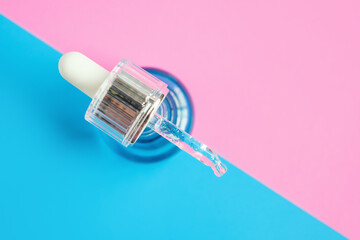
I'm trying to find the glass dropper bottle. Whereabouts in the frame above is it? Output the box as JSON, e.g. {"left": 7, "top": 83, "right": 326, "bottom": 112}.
{"left": 58, "top": 52, "right": 227, "bottom": 177}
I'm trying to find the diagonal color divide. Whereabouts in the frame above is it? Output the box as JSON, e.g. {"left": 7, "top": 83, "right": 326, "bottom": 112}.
{"left": 1, "top": 1, "right": 359, "bottom": 238}
{"left": 0, "top": 15, "right": 345, "bottom": 239}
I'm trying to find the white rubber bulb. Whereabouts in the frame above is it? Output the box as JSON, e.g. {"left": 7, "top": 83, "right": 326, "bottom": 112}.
{"left": 58, "top": 52, "right": 109, "bottom": 98}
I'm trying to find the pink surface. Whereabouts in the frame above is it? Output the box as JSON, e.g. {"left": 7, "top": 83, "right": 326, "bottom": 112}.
{"left": 2, "top": 0, "right": 360, "bottom": 238}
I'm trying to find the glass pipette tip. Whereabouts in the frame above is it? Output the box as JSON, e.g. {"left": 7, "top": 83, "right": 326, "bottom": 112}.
{"left": 148, "top": 113, "right": 227, "bottom": 177}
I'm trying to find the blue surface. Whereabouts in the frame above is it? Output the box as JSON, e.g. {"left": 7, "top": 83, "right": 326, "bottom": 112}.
{"left": 0, "top": 15, "right": 345, "bottom": 240}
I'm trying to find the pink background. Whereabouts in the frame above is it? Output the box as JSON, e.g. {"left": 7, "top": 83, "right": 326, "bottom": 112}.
{"left": 2, "top": 0, "right": 359, "bottom": 238}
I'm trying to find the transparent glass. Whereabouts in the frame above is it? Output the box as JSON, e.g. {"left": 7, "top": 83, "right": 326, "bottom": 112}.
{"left": 148, "top": 113, "right": 227, "bottom": 176}
{"left": 105, "top": 68, "right": 194, "bottom": 161}
{"left": 85, "top": 60, "right": 227, "bottom": 177}
{"left": 85, "top": 60, "right": 168, "bottom": 147}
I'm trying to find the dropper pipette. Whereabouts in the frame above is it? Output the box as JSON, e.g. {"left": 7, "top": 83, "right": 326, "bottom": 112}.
{"left": 59, "top": 52, "right": 227, "bottom": 177}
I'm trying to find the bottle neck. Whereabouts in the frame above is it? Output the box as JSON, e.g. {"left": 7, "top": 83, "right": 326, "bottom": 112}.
{"left": 104, "top": 67, "right": 194, "bottom": 162}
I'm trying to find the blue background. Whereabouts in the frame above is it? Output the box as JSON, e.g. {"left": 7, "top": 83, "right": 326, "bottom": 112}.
{"left": 0, "top": 15, "right": 344, "bottom": 239}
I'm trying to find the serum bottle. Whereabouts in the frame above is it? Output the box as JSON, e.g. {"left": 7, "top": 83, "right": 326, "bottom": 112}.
{"left": 59, "top": 52, "right": 227, "bottom": 176}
